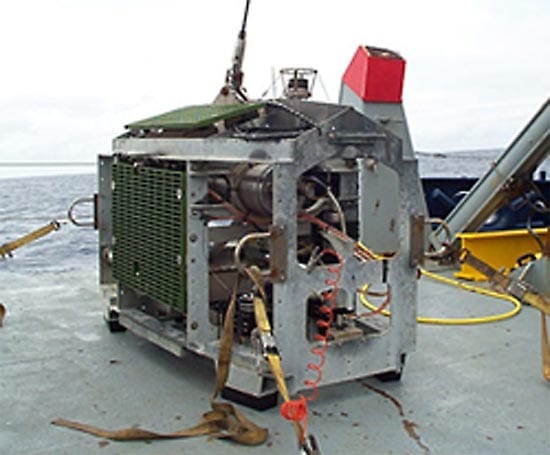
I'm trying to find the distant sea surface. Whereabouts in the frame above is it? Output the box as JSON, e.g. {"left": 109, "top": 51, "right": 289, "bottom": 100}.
{"left": 417, "top": 149, "right": 550, "bottom": 178}
{"left": 1, "top": 150, "right": 550, "bottom": 276}
{"left": 0, "top": 173, "right": 97, "bottom": 276}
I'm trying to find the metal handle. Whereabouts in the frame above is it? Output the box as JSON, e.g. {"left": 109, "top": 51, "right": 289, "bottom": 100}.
{"left": 67, "top": 196, "right": 96, "bottom": 228}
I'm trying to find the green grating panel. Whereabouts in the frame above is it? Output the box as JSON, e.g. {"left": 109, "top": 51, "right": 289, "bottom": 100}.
{"left": 126, "top": 102, "right": 265, "bottom": 130}
{"left": 112, "top": 162, "right": 186, "bottom": 311}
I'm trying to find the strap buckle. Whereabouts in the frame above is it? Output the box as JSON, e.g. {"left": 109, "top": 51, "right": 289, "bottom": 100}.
{"left": 300, "top": 434, "right": 321, "bottom": 455}
{"left": 252, "top": 328, "right": 280, "bottom": 358}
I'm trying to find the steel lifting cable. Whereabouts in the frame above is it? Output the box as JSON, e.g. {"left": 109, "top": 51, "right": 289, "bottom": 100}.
{"left": 358, "top": 268, "right": 522, "bottom": 325}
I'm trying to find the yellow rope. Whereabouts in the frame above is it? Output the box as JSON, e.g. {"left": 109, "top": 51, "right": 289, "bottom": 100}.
{"left": 356, "top": 241, "right": 393, "bottom": 261}
{"left": 359, "top": 267, "right": 522, "bottom": 325}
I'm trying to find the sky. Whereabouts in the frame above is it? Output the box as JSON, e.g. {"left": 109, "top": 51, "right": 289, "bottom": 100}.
{"left": 0, "top": 0, "right": 548, "bottom": 176}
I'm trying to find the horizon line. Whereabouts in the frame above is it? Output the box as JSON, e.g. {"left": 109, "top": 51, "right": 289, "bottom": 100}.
{"left": 0, "top": 162, "right": 95, "bottom": 167}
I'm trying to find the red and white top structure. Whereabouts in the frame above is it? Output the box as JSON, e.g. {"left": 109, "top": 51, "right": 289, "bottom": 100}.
{"left": 342, "top": 46, "right": 406, "bottom": 104}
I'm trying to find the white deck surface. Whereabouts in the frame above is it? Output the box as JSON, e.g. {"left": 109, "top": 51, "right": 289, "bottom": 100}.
{"left": 1, "top": 268, "right": 548, "bottom": 454}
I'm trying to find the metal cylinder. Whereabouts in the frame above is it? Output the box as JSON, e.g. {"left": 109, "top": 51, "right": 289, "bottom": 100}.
{"left": 235, "top": 164, "right": 273, "bottom": 216}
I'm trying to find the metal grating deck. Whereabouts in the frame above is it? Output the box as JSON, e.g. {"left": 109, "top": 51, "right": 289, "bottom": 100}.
{"left": 112, "top": 162, "right": 186, "bottom": 310}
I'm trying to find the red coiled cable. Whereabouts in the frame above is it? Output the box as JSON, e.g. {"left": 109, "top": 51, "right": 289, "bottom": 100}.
{"left": 280, "top": 249, "right": 343, "bottom": 440}
{"left": 304, "top": 249, "right": 343, "bottom": 399}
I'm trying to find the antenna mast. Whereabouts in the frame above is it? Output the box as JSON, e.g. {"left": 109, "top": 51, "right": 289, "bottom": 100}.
{"left": 216, "top": 0, "right": 252, "bottom": 104}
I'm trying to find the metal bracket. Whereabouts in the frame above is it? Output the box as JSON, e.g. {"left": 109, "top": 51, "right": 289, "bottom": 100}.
{"left": 269, "top": 224, "right": 288, "bottom": 282}
{"left": 409, "top": 214, "right": 425, "bottom": 267}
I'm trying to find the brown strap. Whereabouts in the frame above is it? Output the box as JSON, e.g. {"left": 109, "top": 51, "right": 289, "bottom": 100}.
{"left": 52, "top": 417, "right": 219, "bottom": 441}
{"left": 52, "top": 402, "right": 267, "bottom": 444}
{"left": 52, "top": 278, "right": 269, "bottom": 446}
{"left": 52, "top": 403, "right": 267, "bottom": 444}
{"left": 211, "top": 278, "right": 239, "bottom": 400}
{"left": 0, "top": 303, "right": 5, "bottom": 327}
{"left": 458, "top": 248, "right": 510, "bottom": 291}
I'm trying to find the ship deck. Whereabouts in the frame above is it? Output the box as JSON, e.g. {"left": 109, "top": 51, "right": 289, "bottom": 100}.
{"left": 1, "top": 266, "right": 548, "bottom": 454}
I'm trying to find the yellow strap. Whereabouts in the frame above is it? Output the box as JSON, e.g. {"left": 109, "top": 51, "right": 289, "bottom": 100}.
{"left": 241, "top": 266, "right": 307, "bottom": 446}
{"left": 522, "top": 291, "right": 550, "bottom": 315}
{"left": 248, "top": 266, "right": 305, "bottom": 445}
{"left": 1, "top": 221, "right": 60, "bottom": 258}
{"left": 523, "top": 296, "right": 550, "bottom": 379}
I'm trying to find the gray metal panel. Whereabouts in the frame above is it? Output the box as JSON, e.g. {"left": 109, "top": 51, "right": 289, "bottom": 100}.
{"left": 339, "top": 83, "right": 415, "bottom": 158}
{"left": 339, "top": 83, "right": 428, "bottom": 231}
{"left": 113, "top": 137, "right": 296, "bottom": 163}
{"left": 186, "top": 163, "right": 217, "bottom": 352}
{"left": 359, "top": 161, "right": 400, "bottom": 253}
{"left": 98, "top": 155, "right": 113, "bottom": 285}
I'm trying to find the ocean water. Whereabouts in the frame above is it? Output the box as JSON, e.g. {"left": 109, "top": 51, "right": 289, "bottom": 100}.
{"left": 0, "top": 173, "right": 97, "bottom": 276}
{"left": 1, "top": 150, "right": 549, "bottom": 277}
{"left": 417, "top": 149, "right": 550, "bottom": 178}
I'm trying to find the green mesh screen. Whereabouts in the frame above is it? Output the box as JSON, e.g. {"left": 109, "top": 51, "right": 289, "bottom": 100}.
{"left": 126, "top": 102, "right": 265, "bottom": 130}
{"left": 112, "top": 162, "right": 186, "bottom": 311}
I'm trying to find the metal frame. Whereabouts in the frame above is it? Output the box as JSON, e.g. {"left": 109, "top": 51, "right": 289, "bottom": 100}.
{"left": 99, "top": 101, "right": 425, "bottom": 398}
